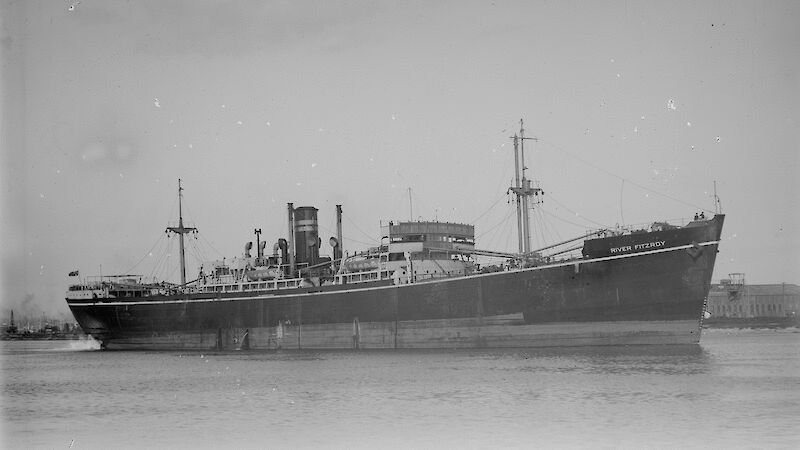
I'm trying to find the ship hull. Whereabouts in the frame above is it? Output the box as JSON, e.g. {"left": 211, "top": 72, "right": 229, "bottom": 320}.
{"left": 76, "top": 317, "right": 703, "bottom": 351}
{"left": 67, "top": 216, "right": 723, "bottom": 350}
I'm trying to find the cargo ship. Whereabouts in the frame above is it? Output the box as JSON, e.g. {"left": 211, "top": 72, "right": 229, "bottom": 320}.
{"left": 66, "top": 122, "right": 725, "bottom": 350}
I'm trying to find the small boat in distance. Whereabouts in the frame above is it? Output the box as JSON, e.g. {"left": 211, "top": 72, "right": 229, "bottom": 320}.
{"left": 66, "top": 121, "right": 724, "bottom": 350}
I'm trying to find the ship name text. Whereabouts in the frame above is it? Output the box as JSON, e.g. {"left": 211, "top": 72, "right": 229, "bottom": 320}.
{"left": 610, "top": 240, "right": 666, "bottom": 254}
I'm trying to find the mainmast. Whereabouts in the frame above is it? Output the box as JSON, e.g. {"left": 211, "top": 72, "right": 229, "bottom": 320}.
{"left": 508, "top": 119, "right": 543, "bottom": 254}
{"left": 165, "top": 179, "right": 197, "bottom": 287}
{"left": 512, "top": 135, "right": 523, "bottom": 253}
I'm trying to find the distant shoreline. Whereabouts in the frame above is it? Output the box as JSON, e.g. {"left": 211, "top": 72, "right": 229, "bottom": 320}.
{"left": 1, "top": 334, "right": 87, "bottom": 341}
{"left": 704, "top": 316, "right": 799, "bottom": 330}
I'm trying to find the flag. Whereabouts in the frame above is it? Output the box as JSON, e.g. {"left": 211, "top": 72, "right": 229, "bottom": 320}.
{"left": 68, "top": 270, "right": 79, "bottom": 277}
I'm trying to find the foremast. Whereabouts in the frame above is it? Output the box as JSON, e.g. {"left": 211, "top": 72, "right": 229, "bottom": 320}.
{"left": 165, "top": 179, "right": 197, "bottom": 287}
{"left": 508, "top": 119, "right": 544, "bottom": 255}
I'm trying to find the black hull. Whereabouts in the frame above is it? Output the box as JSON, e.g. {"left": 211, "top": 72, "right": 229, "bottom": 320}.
{"left": 68, "top": 216, "right": 724, "bottom": 350}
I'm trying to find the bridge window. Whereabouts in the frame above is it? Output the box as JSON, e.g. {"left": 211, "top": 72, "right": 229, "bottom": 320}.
{"left": 451, "top": 235, "right": 473, "bottom": 244}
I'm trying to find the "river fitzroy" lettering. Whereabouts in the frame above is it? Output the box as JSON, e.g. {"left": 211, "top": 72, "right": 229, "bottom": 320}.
{"left": 609, "top": 240, "right": 666, "bottom": 254}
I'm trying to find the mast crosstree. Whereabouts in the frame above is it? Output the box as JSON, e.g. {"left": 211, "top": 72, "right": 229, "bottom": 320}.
{"left": 165, "top": 179, "right": 197, "bottom": 287}
{"left": 508, "top": 119, "right": 544, "bottom": 255}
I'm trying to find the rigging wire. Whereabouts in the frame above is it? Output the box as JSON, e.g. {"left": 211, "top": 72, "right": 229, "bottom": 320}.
{"left": 317, "top": 222, "right": 376, "bottom": 251}
{"left": 197, "top": 233, "right": 225, "bottom": 259}
{"left": 178, "top": 191, "right": 224, "bottom": 259}
{"left": 469, "top": 129, "right": 515, "bottom": 225}
{"left": 158, "top": 237, "right": 174, "bottom": 280}
{"left": 145, "top": 237, "right": 166, "bottom": 281}
{"left": 161, "top": 237, "right": 175, "bottom": 280}
{"left": 164, "top": 259, "right": 179, "bottom": 284}
{"left": 475, "top": 205, "right": 515, "bottom": 240}
{"left": 538, "top": 138, "right": 713, "bottom": 213}
{"left": 315, "top": 223, "right": 337, "bottom": 258}
{"left": 532, "top": 207, "right": 549, "bottom": 250}
{"left": 317, "top": 222, "right": 336, "bottom": 240}
{"left": 470, "top": 191, "right": 508, "bottom": 224}
{"left": 122, "top": 232, "right": 168, "bottom": 276}
{"left": 545, "top": 193, "right": 610, "bottom": 229}
{"left": 483, "top": 201, "right": 516, "bottom": 249}
{"left": 534, "top": 208, "right": 551, "bottom": 245}
{"left": 545, "top": 208, "right": 563, "bottom": 242}
{"left": 502, "top": 214, "right": 513, "bottom": 252}
{"left": 476, "top": 205, "right": 516, "bottom": 253}
{"left": 540, "top": 204, "right": 563, "bottom": 243}
{"left": 342, "top": 212, "right": 380, "bottom": 245}
{"left": 187, "top": 237, "right": 207, "bottom": 271}
{"left": 539, "top": 206, "right": 600, "bottom": 230}
{"left": 345, "top": 236, "right": 381, "bottom": 248}
{"left": 122, "top": 184, "right": 185, "bottom": 282}
{"left": 475, "top": 207, "right": 515, "bottom": 261}
{"left": 149, "top": 236, "right": 174, "bottom": 281}
{"left": 165, "top": 193, "right": 179, "bottom": 227}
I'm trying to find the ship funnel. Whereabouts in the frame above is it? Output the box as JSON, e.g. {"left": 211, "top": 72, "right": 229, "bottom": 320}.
{"left": 293, "top": 206, "right": 319, "bottom": 266}
{"left": 244, "top": 241, "right": 253, "bottom": 257}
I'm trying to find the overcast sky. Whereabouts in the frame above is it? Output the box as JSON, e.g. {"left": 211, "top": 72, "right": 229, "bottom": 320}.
{"left": 2, "top": 0, "right": 798, "bottom": 318}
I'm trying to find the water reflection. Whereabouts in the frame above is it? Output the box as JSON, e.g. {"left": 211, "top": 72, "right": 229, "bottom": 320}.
{"left": 3, "top": 331, "right": 798, "bottom": 449}
{"left": 170, "top": 344, "right": 713, "bottom": 377}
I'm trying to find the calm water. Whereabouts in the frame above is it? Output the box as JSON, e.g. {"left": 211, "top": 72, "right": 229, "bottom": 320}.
{"left": 2, "top": 329, "right": 799, "bottom": 449}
